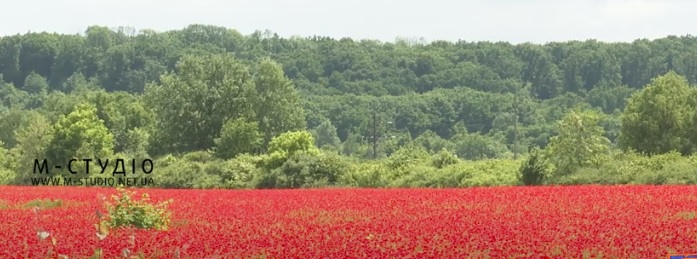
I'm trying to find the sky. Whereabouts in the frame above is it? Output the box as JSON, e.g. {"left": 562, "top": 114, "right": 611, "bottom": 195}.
{"left": 1, "top": 0, "right": 696, "bottom": 44}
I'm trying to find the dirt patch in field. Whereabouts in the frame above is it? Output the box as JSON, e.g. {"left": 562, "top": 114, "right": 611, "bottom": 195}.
{"left": 170, "top": 219, "right": 190, "bottom": 228}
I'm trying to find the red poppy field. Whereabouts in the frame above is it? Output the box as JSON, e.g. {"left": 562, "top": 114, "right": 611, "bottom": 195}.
{"left": 1, "top": 185, "right": 697, "bottom": 258}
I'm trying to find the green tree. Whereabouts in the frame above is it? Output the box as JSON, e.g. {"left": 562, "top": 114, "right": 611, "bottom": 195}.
{"left": 452, "top": 132, "right": 511, "bottom": 160}
{"left": 214, "top": 117, "right": 263, "bottom": 159}
{"left": 120, "top": 127, "right": 150, "bottom": 158}
{"left": 0, "top": 109, "right": 41, "bottom": 149}
{"left": 10, "top": 114, "right": 53, "bottom": 184}
{"left": 0, "top": 142, "right": 15, "bottom": 184}
{"left": 341, "top": 131, "right": 364, "bottom": 156}
{"left": 0, "top": 81, "right": 29, "bottom": 109}
{"left": 22, "top": 72, "right": 48, "bottom": 94}
{"left": 252, "top": 58, "right": 306, "bottom": 150}
{"left": 144, "top": 54, "right": 256, "bottom": 154}
{"left": 312, "top": 119, "right": 341, "bottom": 151}
{"left": 64, "top": 72, "right": 100, "bottom": 93}
{"left": 545, "top": 110, "right": 610, "bottom": 175}
{"left": 413, "top": 130, "right": 454, "bottom": 154}
{"left": 619, "top": 71, "right": 696, "bottom": 155}
{"left": 266, "top": 131, "right": 319, "bottom": 169}
{"left": 46, "top": 103, "right": 114, "bottom": 168}
{"left": 518, "top": 147, "right": 551, "bottom": 186}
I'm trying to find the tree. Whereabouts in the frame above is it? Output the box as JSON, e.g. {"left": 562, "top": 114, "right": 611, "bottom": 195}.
{"left": 0, "top": 82, "right": 29, "bottom": 109}
{"left": 63, "top": 72, "right": 100, "bottom": 93}
{"left": 413, "top": 130, "right": 454, "bottom": 154}
{"left": 11, "top": 114, "right": 53, "bottom": 184}
{"left": 252, "top": 58, "right": 306, "bottom": 150}
{"left": 0, "top": 142, "right": 15, "bottom": 184}
{"left": 545, "top": 110, "right": 610, "bottom": 175}
{"left": 144, "top": 54, "right": 256, "bottom": 154}
{"left": 519, "top": 147, "right": 550, "bottom": 186}
{"left": 311, "top": 119, "right": 341, "bottom": 151}
{"left": 619, "top": 71, "right": 696, "bottom": 155}
{"left": 341, "top": 131, "right": 364, "bottom": 156}
{"left": 78, "top": 91, "right": 154, "bottom": 154}
{"left": 0, "top": 109, "right": 40, "bottom": 149}
{"left": 452, "top": 132, "right": 511, "bottom": 160}
{"left": 214, "top": 118, "right": 263, "bottom": 159}
{"left": 22, "top": 72, "right": 48, "bottom": 94}
{"left": 46, "top": 103, "right": 114, "bottom": 168}
{"left": 266, "top": 131, "right": 320, "bottom": 169}
{"left": 120, "top": 127, "right": 150, "bottom": 158}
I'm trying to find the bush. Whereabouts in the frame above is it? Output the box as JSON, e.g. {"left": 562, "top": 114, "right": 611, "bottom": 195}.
{"left": 154, "top": 159, "right": 205, "bottom": 188}
{"left": 459, "top": 159, "right": 521, "bottom": 187}
{"left": 265, "top": 131, "right": 320, "bottom": 169}
{"left": 103, "top": 187, "right": 173, "bottom": 230}
{"left": 213, "top": 154, "right": 263, "bottom": 189}
{"left": 391, "top": 164, "right": 439, "bottom": 187}
{"left": 383, "top": 144, "right": 430, "bottom": 181}
{"left": 256, "top": 151, "right": 350, "bottom": 188}
{"left": 431, "top": 148, "right": 460, "bottom": 169}
{"left": 338, "top": 162, "right": 388, "bottom": 188}
{"left": 519, "top": 148, "right": 550, "bottom": 186}
{"left": 0, "top": 168, "right": 13, "bottom": 185}
{"left": 422, "top": 164, "right": 470, "bottom": 188}
{"left": 553, "top": 151, "right": 697, "bottom": 185}
{"left": 192, "top": 173, "right": 223, "bottom": 189}
{"left": 182, "top": 151, "right": 216, "bottom": 163}
{"left": 0, "top": 146, "right": 15, "bottom": 184}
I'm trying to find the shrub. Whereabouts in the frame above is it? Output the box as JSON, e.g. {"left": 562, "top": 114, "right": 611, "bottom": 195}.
{"left": 459, "top": 159, "right": 521, "bottom": 187}
{"left": 519, "top": 148, "right": 550, "bottom": 186}
{"left": 154, "top": 160, "right": 204, "bottom": 188}
{"left": 182, "top": 151, "right": 216, "bottom": 163}
{"left": 0, "top": 168, "right": 13, "bottom": 185}
{"left": 422, "top": 164, "right": 470, "bottom": 188}
{"left": 430, "top": 148, "right": 460, "bottom": 169}
{"left": 199, "top": 154, "right": 262, "bottom": 189}
{"left": 552, "top": 151, "right": 697, "bottom": 185}
{"left": 214, "top": 118, "right": 263, "bottom": 159}
{"left": 192, "top": 173, "right": 222, "bottom": 189}
{"left": 224, "top": 154, "right": 264, "bottom": 188}
{"left": 339, "top": 162, "right": 388, "bottom": 188}
{"left": 391, "top": 164, "right": 439, "bottom": 187}
{"left": 103, "top": 187, "right": 173, "bottom": 231}
{"left": 0, "top": 145, "right": 15, "bottom": 184}
{"left": 265, "top": 131, "right": 320, "bottom": 169}
{"left": 383, "top": 144, "right": 430, "bottom": 181}
{"left": 256, "top": 151, "right": 350, "bottom": 188}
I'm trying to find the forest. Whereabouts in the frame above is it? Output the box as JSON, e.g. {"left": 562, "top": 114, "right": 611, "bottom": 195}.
{"left": 1, "top": 24, "right": 697, "bottom": 188}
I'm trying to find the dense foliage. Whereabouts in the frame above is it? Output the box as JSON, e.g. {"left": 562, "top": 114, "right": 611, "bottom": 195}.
{"left": 1, "top": 25, "right": 697, "bottom": 188}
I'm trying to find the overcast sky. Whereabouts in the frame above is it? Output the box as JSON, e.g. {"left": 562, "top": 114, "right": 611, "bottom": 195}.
{"left": 1, "top": 0, "right": 695, "bottom": 44}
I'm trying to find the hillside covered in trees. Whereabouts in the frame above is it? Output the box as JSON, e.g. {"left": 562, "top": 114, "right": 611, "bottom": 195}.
{"left": 1, "top": 24, "right": 697, "bottom": 188}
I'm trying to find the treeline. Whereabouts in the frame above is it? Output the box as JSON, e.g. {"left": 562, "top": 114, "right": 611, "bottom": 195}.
{"left": 1, "top": 25, "right": 697, "bottom": 188}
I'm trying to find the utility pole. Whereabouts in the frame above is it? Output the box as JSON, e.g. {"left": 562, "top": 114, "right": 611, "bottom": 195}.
{"left": 513, "top": 90, "right": 519, "bottom": 160}
{"left": 372, "top": 109, "right": 377, "bottom": 159}
{"left": 371, "top": 101, "right": 379, "bottom": 159}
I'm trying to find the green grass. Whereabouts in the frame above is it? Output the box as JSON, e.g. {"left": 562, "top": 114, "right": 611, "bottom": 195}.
{"left": 23, "top": 199, "right": 64, "bottom": 209}
{"left": 675, "top": 211, "right": 697, "bottom": 220}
